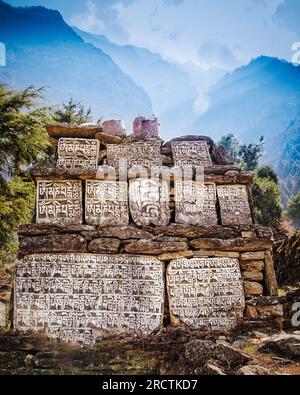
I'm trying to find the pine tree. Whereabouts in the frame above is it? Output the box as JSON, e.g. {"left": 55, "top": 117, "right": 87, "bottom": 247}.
{"left": 53, "top": 98, "right": 92, "bottom": 124}
{"left": 0, "top": 85, "right": 50, "bottom": 262}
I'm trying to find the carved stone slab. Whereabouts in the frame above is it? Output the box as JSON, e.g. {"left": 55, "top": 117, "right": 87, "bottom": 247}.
{"left": 167, "top": 258, "right": 245, "bottom": 330}
{"left": 175, "top": 181, "right": 218, "bottom": 226}
{"left": 56, "top": 138, "right": 99, "bottom": 175}
{"left": 171, "top": 141, "right": 212, "bottom": 167}
{"left": 36, "top": 180, "right": 83, "bottom": 225}
{"left": 129, "top": 179, "right": 170, "bottom": 226}
{"left": 107, "top": 141, "right": 162, "bottom": 170}
{"left": 85, "top": 181, "right": 129, "bottom": 226}
{"left": 14, "top": 254, "right": 165, "bottom": 346}
{"left": 217, "top": 185, "right": 252, "bottom": 225}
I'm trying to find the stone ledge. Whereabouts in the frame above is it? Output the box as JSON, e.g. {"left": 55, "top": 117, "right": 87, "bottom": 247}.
{"left": 190, "top": 238, "right": 272, "bottom": 252}
{"left": 47, "top": 124, "right": 103, "bottom": 139}
{"left": 18, "top": 224, "right": 96, "bottom": 236}
{"left": 18, "top": 234, "right": 87, "bottom": 257}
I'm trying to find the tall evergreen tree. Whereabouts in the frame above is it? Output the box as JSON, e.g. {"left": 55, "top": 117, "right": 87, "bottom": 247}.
{"left": 0, "top": 85, "right": 50, "bottom": 261}
{"left": 53, "top": 98, "right": 92, "bottom": 124}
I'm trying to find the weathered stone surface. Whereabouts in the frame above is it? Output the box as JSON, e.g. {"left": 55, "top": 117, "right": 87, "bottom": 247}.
{"left": 204, "top": 172, "right": 255, "bottom": 185}
{"left": 242, "top": 271, "right": 264, "bottom": 281}
{"left": 217, "top": 185, "right": 252, "bottom": 226}
{"left": 56, "top": 138, "right": 99, "bottom": 176}
{"left": 243, "top": 282, "right": 264, "bottom": 297}
{"left": 167, "top": 258, "right": 245, "bottom": 330}
{"left": 107, "top": 141, "right": 162, "bottom": 170}
{"left": 124, "top": 240, "right": 188, "bottom": 255}
{"left": 244, "top": 305, "right": 258, "bottom": 318}
{"left": 48, "top": 137, "right": 58, "bottom": 151}
{"left": 224, "top": 170, "right": 240, "bottom": 178}
{"left": 88, "top": 238, "right": 121, "bottom": 254}
{"left": 257, "top": 305, "right": 283, "bottom": 317}
{"left": 129, "top": 179, "right": 170, "bottom": 226}
{"left": 98, "top": 149, "right": 107, "bottom": 162}
{"left": 171, "top": 140, "right": 213, "bottom": 167}
{"left": 18, "top": 224, "right": 96, "bottom": 236}
{"left": 19, "top": 234, "right": 87, "bottom": 256}
{"left": 264, "top": 251, "right": 278, "bottom": 297}
{"left": 36, "top": 180, "right": 83, "bottom": 225}
{"left": 158, "top": 251, "right": 193, "bottom": 261}
{"left": 237, "top": 365, "right": 271, "bottom": 375}
{"left": 14, "top": 254, "right": 165, "bottom": 345}
{"left": 95, "top": 165, "right": 118, "bottom": 180}
{"left": 133, "top": 116, "right": 159, "bottom": 137}
{"left": 85, "top": 181, "right": 129, "bottom": 226}
{"left": 0, "top": 302, "right": 6, "bottom": 327}
{"left": 190, "top": 238, "right": 272, "bottom": 251}
{"left": 214, "top": 343, "right": 252, "bottom": 368}
{"left": 185, "top": 339, "right": 215, "bottom": 363}
{"left": 175, "top": 181, "right": 218, "bottom": 226}
{"left": 47, "top": 124, "right": 103, "bottom": 139}
{"left": 203, "top": 364, "right": 227, "bottom": 375}
{"left": 241, "top": 231, "right": 256, "bottom": 238}
{"left": 240, "top": 260, "right": 265, "bottom": 272}
{"left": 240, "top": 251, "right": 267, "bottom": 260}
{"left": 98, "top": 226, "right": 153, "bottom": 240}
{"left": 192, "top": 251, "right": 240, "bottom": 258}
{"left": 102, "top": 120, "right": 126, "bottom": 136}
{"left": 214, "top": 251, "right": 240, "bottom": 258}
{"left": 258, "top": 334, "right": 300, "bottom": 360}
{"left": 95, "top": 132, "right": 122, "bottom": 145}
{"left": 204, "top": 165, "right": 241, "bottom": 175}
{"left": 153, "top": 224, "right": 241, "bottom": 239}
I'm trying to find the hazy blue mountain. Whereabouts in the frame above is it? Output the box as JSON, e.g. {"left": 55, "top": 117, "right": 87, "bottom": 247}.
{"left": 0, "top": 0, "right": 152, "bottom": 127}
{"left": 277, "top": 120, "right": 300, "bottom": 203}
{"left": 74, "top": 28, "right": 197, "bottom": 120}
{"left": 195, "top": 56, "right": 300, "bottom": 198}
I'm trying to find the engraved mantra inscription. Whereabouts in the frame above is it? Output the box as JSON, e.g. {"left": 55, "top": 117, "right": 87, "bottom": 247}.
{"left": 217, "top": 185, "right": 252, "bottom": 225}
{"left": 107, "top": 141, "right": 162, "bottom": 170}
{"left": 85, "top": 181, "right": 129, "bottom": 226}
{"left": 14, "top": 254, "right": 165, "bottom": 345}
{"left": 36, "top": 180, "right": 83, "bottom": 225}
{"left": 171, "top": 141, "right": 212, "bottom": 167}
{"left": 57, "top": 138, "right": 99, "bottom": 174}
{"left": 167, "top": 258, "right": 245, "bottom": 330}
{"left": 129, "top": 179, "right": 170, "bottom": 226}
{"left": 175, "top": 181, "right": 218, "bottom": 226}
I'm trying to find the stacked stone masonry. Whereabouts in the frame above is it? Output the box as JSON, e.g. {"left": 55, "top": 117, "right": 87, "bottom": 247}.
{"left": 7, "top": 121, "right": 282, "bottom": 346}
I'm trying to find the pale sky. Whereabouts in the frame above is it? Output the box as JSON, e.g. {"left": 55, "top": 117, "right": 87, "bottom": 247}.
{"left": 5, "top": 0, "right": 300, "bottom": 70}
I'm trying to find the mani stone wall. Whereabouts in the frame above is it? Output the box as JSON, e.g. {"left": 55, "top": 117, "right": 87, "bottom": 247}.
{"left": 13, "top": 122, "right": 282, "bottom": 346}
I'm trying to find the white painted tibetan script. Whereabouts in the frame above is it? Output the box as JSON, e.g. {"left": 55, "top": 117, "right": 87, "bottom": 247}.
{"left": 85, "top": 181, "right": 129, "bottom": 226}
{"left": 56, "top": 138, "right": 99, "bottom": 175}
{"left": 36, "top": 180, "right": 83, "bottom": 225}
{"left": 129, "top": 179, "right": 170, "bottom": 226}
{"left": 167, "top": 258, "right": 245, "bottom": 330}
{"left": 171, "top": 141, "right": 212, "bottom": 167}
{"left": 217, "top": 185, "right": 252, "bottom": 225}
{"left": 175, "top": 181, "right": 218, "bottom": 226}
{"left": 14, "top": 254, "right": 165, "bottom": 346}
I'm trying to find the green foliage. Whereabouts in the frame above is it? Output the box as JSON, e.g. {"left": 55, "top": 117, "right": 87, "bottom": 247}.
{"left": 53, "top": 98, "right": 92, "bottom": 124}
{"left": 219, "top": 133, "right": 282, "bottom": 226}
{"left": 218, "top": 134, "right": 240, "bottom": 163}
{"left": 239, "top": 137, "right": 265, "bottom": 171}
{"left": 256, "top": 166, "right": 279, "bottom": 184}
{"left": 252, "top": 175, "right": 282, "bottom": 226}
{"left": 287, "top": 192, "right": 300, "bottom": 227}
{"left": 0, "top": 85, "right": 50, "bottom": 262}
{"left": 218, "top": 134, "right": 265, "bottom": 171}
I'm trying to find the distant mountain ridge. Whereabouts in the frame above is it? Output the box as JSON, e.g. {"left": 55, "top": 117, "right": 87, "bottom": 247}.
{"left": 195, "top": 56, "right": 300, "bottom": 200}
{"left": 0, "top": 0, "right": 152, "bottom": 127}
{"left": 74, "top": 28, "right": 197, "bottom": 122}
